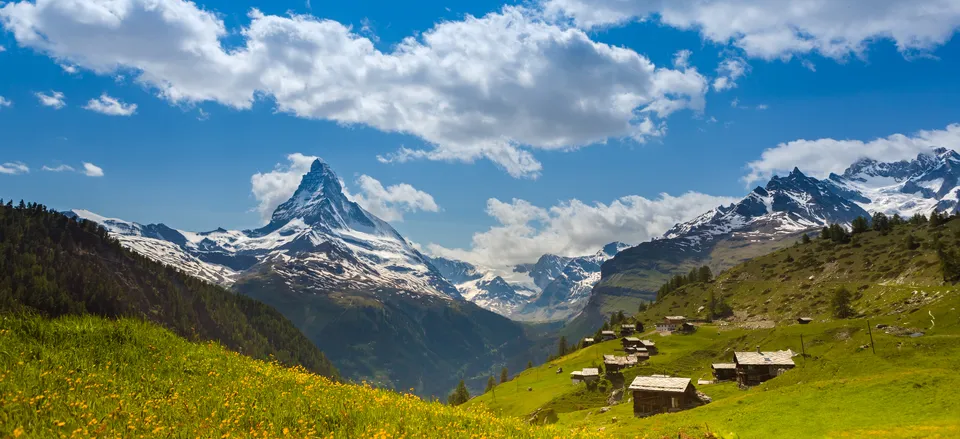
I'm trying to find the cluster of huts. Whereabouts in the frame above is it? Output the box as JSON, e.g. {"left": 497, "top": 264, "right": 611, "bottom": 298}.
{"left": 576, "top": 316, "right": 798, "bottom": 418}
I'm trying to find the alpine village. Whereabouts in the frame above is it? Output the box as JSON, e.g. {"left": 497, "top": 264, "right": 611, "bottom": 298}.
{"left": 3, "top": 1, "right": 960, "bottom": 438}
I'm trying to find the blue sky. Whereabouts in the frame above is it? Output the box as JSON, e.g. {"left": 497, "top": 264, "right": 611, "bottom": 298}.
{"left": 2, "top": 0, "right": 960, "bottom": 267}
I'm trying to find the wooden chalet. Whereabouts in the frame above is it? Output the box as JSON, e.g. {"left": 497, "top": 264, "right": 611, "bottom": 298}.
{"left": 621, "top": 337, "right": 642, "bottom": 350}
{"left": 710, "top": 363, "right": 736, "bottom": 382}
{"left": 600, "top": 330, "right": 617, "bottom": 341}
{"left": 582, "top": 337, "right": 595, "bottom": 346}
{"left": 570, "top": 367, "right": 600, "bottom": 385}
{"left": 639, "top": 339, "right": 658, "bottom": 354}
{"left": 627, "top": 347, "right": 650, "bottom": 361}
{"left": 603, "top": 355, "right": 628, "bottom": 373}
{"left": 629, "top": 376, "right": 703, "bottom": 417}
{"left": 655, "top": 316, "right": 687, "bottom": 333}
{"left": 733, "top": 349, "right": 796, "bottom": 387}
{"left": 620, "top": 324, "right": 637, "bottom": 337}
{"left": 797, "top": 317, "right": 813, "bottom": 324}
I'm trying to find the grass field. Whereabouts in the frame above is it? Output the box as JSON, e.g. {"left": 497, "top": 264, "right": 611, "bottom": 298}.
{"left": 467, "top": 291, "right": 960, "bottom": 438}
{"left": 0, "top": 314, "right": 606, "bottom": 439}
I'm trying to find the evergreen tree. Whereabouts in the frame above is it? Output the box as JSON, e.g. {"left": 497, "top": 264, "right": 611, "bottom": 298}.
{"left": 616, "top": 310, "right": 626, "bottom": 324}
{"left": 904, "top": 234, "right": 921, "bottom": 250}
{"left": 485, "top": 376, "right": 496, "bottom": 393}
{"left": 637, "top": 301, "right": 648, "bottom": 313}
{"left": 831, "top": 287, "right": 854, "bottom": 319}
{"left": 801, "top": 233, "right": 811, "bottom": 244}
{"left": 872, "top": 212, "right": 891, "bottom": 234}
{"left": 500, "top": 367, "right": 509, "bottom": 384}
{"left": 557, "top": 336, "right": 568, "bottom": 357}
{"left": 820, "top": 226, "right": 831, "bottom": 240}
{"left": 851, "top": 216, "right": 869, "bottom": 234}
{"left": 910, "top": 213, "right": 928, "bottom": 226}
{"left": 447, "top": 380, "right": 470, "bottom": 406}
{"left": 527, "top": 360, "right": 533, "bottom": 369}
{"left": 891, "top": 214, "right": 904, "bottom": 226}
{"left": 937, "top": 247, "right": 960, "bottom": 283}
{"left": 698, "top": 265, "right": 713, "bottom": 283}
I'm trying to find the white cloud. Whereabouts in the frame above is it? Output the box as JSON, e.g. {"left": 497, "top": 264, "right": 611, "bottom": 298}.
{"left": 59, "top": 63, "right": 78, "bottom": 74}
{"left": 82, "top": 162, "right": 104, "bottom": 177}
{"left": 0, "top": 162, "right": 30, "bottom": 175}
{"left": 673, "top": 49, "right": 692, "bottom": 69}
{"left": 712, "top": 57, "right": 748, "bottom": 91}
{"left": 730, "top": 98, "right": 739, "bottom": 108}
{"left": 756, "top": 104, "right": 768, "bottom": 110}
{"left": 0, "top": 1, "right": 707, "bottom": 178}
{"left": 83, "top": 93, "right": 137, "bottom": 116}
{"left": 42, "top": 164, "right": 75, "bottom": 172}
{"left": 801, "top": 59, "right": 816, "bottom": 72}
{"left": 0, "top": 96, "right": 11, "bottom": 107}
{"left": 197, "top": 108, "right": 209, "bottom": 121}
{"left": 0, "top": 45, "right": 5, "bottom": 52}
{"left": 427, "top": 192, "right": 738, "bottom": 269}
{"left": 743, "top": 123, "right": 960, "bottom": 184}
{"left": 349, "top": 175, "right": 440, "bottom": 222}
{"left": 542, "top": 0, "right": 960, "bottom": 60}
{"left": 250, "top": 153, "right": 319, "bottom": 222}
{"left": 35, "top": 91, "right": 65, "bottom": 109}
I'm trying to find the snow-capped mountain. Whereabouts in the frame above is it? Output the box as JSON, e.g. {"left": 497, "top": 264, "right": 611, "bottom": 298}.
{"left": 826, "top": 148, "right": 960, "bottom": 217}
{"left": 68, "top": 159, "right": 460, "bottom": 300}
{"left": 662, "top": 167, "right": 869, "bottom": 248}
{"left": 430, "top": 242, "right": 629, "bottom": 321}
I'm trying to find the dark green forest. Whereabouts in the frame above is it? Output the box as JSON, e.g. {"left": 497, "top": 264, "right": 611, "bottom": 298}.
{"left": 0, "top": 200, "right": 338, "bottom": 379}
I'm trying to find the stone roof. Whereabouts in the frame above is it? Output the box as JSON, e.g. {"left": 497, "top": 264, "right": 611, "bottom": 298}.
{"left": 629, "top": 376, "right": 692, "bottom": 393}
{"left": 584, "top": 338, "right": 595, "bottom": 342}
{"left": 623, "top": 337, "right": 641, "bottom": 342}
{"left": 621, "top": 324, "right": 636, "bottom": 329}
{"left": 570, "top": 371, "right": 583, "bottom": 377}
{"left": 581, "top": 368, "right": 599, "bottom": 377}
{"left": 601, "top": 330, "right": 616, "bottom": 335}
{"left": 665, "top": 316, "right": 686, "bottom": 320}
{"left": 640, "top": 340, "right": 656, "bottom": 346}
{"left": 711, "top": 363, "right": 736, "bottom": 370}
{"left": 603, "top": 355, "right": 627, "bottom": 365}
{"left": 734, "top": 350, "right": 795, "bottom": 366}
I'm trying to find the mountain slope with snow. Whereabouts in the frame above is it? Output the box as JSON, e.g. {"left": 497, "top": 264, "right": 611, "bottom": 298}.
{"left": 67, "top": 159, "right": 530, "bottom": 397}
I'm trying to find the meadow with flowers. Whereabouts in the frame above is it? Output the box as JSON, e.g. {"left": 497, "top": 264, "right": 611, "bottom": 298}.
{"left": 0, "top": 314, "right": 614, "bottom": 439}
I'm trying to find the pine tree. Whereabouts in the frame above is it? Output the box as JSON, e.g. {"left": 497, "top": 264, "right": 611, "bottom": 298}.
{"left": 637, "top": 301, "right": 648, "bottom": 313}
{"left": 801, "top": 233, "right": 811, "bottom": 244}
{"left": 527, "top": 360, "right": 533, "bottom": 369}
{"left": 557, "top": 336, "right": 568, "bottom": 357}
{"left": 485, "top": 376, "right": 496, "bottom": 393}
{"left": 851, "top": 216, "right": 869, "bottom": 234}
{"left": 872, "top": 212, "right": 891, "bottom": 234}
{"left": 832, "top": 287, "right": 854, "bottom": 319}
{"left": 891, "top": 214, "right": 904, "bottom": 226}
{"left": 500, "top": 367, "right": 509, "bottom": 384}
{"left": 447, "top": 380, "right": 470, "bottom": 406}
{"left": 698, "top": 266, "right": 713, "bottom": 283}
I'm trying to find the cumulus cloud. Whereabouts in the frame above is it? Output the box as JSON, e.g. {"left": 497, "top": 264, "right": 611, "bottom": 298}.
{"left": 82, "top": 162, "right": 104, "bottom": 177}
{"left": 542, "top": 0, "right": 960, "bottom": 60}
{"left": 0, "top": 45, "right": 5, "bottom": 52}
{"left": 349, "top": 175, "right": 440, "bottom": 222}
{"left": 42, "top": 164, "right": 75, "bottom": 172}
{"left": 427, "top": 192, "right": 738, "bottom": 269}
{"left": 0, "top": 96, "right": 11, "bottom": 107}
{"left": 250, "top": 153, "right": 319, "bottom": 222}
{"left": 83, "top": 93, "right": 137, "bottom": 116}
{"left": 743, "top": 123, "right": 960, "bottom": 184}
{"left": 0, "top": 1, "right": 707, "bottom": 178}
{"left": 35, "top": 91, "right": 65, "bottom": 109}
{"left": 59, "top": 63, "right": 78, "bottom": 74}
{"left": 673, "top": 49, "right": 692, "bottom": 69}
{"left": 712, "top": 57, "right": 748, "bottom": 91}
{"left": 0, "top": 162, "right": 30, "bottom": 175}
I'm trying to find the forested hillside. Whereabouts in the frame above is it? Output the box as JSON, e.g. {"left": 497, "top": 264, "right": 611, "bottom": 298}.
{"left": 0, "top": 200, "right": 338, "bottom": 379}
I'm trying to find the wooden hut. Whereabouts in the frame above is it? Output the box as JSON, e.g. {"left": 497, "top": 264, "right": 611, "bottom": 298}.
{"left": 628, "top": 348, "right": 650, "bottom": 362}
{"left": 797, "top": 317, "right": 813, "bottom": 324}
{"left": 629, "top": 376, "right": 703, "bottom": 417}
{"left": 733, "top": 349, "right": 796, "bottom": 387}
{"left": 600, "top": 330, "right": 617, "bottom": 341}
{"left": 620, "top": 324, "right": 637, "bottom": 337}
{"left": 639, "top": 340, "right": 658, "bottom": 355}
{"left": 621, "top": 337, "right": 642, "bottom": 350}
{"left": 710, "top": 363, "right": 736, "bottom": 382}
{"left": 581, "top": 368, "right": 599, "bottom": 382}
{"left": 603, "top": 355, "right": 628, "bottom": 374}
{"left": 582, "top": 337, "right": 595, "bottom": 346}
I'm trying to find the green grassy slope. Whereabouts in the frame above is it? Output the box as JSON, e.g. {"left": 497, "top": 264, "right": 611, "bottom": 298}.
{"left": 0, "top": 314, "right": 605, "bottom": 439}
{"left": 0, "top": 202, "right": 337, "bottom": 378}
{"left": 639, "top": 220, "right": 958, "bottom": 323}
{"left": 467, "top": 220, "right": 960, "bottom": 438}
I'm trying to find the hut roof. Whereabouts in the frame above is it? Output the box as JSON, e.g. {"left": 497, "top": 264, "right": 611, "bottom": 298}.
{"left": 623, "top": 337, "right": 641, "bottom": 342}
{"left": 581, "top": 368, "right": 599, "bottom": 377}
{"left": 584, "top": 338, "right": 595, "bottom": 342}
{"left": 734, "top": 350, "right": 795, "bottom": 366}
{"left": 570, "top": 371, "right": 584, "bottom": 377}
{"left": 665, "top": 316, "right": 686, "bottom": 320}
{"left": 603, "top": 355, "right": 627, "bottom": 365}
{"left": 640, "top": 340, "right": 656, "bottom": 346}
{"left": 629, "top": 376, "right": 691, "bottom": 393}
{"left": 711, "top": 363, "right": 736, "bottom": 370}
{"left": 601, "top": 330, "right": 616, "bottom": 335}
{"left": 621, "top": 324, "right": 636, "bottom": 329}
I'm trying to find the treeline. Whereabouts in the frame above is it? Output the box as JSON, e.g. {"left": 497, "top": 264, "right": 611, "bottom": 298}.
{"left": 656, "top": 265, "right": 712, "bottom": 300}
{"left": 0, "top": 200, "right": 338, "bottom": 379}
{"left": 813, "top": 210, "right": 960, "bottom": 282}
